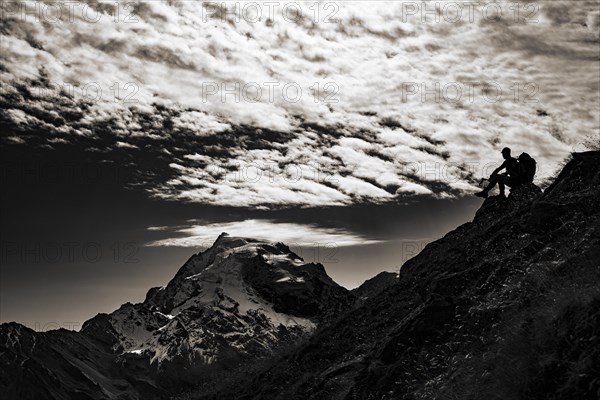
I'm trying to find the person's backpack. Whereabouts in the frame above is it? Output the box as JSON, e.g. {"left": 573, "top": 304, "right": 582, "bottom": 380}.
{"left": 518, "top": 153, "right": 536, "bottom": 183}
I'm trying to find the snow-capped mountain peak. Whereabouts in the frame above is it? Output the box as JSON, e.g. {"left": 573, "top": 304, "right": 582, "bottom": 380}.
{"left": 79, "top": 233, "right": 354, "bottom": 385}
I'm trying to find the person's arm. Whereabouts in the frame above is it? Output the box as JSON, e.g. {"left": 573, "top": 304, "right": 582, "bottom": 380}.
{"left": 491, "top": 161, "right": 506, "bottom": 177}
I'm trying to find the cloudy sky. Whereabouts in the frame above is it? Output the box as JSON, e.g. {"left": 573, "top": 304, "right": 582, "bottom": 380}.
{"left": 1, "top": 0, "right": 598, "bottom": 329}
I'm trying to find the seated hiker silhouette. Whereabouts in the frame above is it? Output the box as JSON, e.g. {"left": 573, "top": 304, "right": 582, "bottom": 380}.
{"left": 475, "top": 147, "right": 521, "bottom": 198}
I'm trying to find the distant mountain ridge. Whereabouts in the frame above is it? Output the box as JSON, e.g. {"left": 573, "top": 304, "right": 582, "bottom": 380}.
{"left": 351, "top": 271, "right": 398, "bottom": 301}
{"left": 0, "top": 233, "right": 357, "bottom": 399}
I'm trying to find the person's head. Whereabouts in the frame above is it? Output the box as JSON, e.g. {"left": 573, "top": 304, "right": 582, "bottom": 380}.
{"left": 501, "top": 147, "right": 511, "bottom": 159}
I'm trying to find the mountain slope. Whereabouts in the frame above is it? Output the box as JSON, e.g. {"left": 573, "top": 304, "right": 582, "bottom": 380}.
{"left": 351, "top": 271, "right": 398, "bottom": 301}
{"left": 197, "top": 151, "right": 600, "bottom": 400}
{"left": 0, "top": 234, "right": 355, "bottom": 399}
{"left": 0, "top": 322, "right": 144, "bottom": 400}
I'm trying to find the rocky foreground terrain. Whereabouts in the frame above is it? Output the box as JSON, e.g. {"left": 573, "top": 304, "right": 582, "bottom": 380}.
{"left": 1, "top": 151, "right": 599, "bottom": 400}
{"left": 188, "top": 151, "right": 600, "bottom": 400}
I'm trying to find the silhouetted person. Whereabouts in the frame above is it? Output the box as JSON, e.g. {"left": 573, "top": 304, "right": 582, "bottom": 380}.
{"left": 475, "top": 147, "right": 520, "bottom": 198}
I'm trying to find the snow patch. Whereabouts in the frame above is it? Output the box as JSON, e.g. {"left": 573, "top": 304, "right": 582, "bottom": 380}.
{"left": 275, "top": 276, "right": 305, "bottom": 283}
{"left": 154, "top": 311, "right": 176, "bottom": 320}
{"left": 264, "top": 253, "right": 305, "bottom": 266}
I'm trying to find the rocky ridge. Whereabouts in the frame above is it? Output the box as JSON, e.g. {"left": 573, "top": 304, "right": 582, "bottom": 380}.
{"left": 192, "top": 151, "right": 600, "bottom": 400}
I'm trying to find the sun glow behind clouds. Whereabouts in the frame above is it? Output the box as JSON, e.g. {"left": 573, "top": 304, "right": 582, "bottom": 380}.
{"left": 146, "top": 219, "right": 382, "bottom": 248}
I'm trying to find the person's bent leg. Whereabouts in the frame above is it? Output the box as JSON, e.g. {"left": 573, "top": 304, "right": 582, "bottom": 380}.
{"left": 475, "top": 175, "right": 499, "bottom": 198}
{"left": 484, "top": 175, "right": 499, "bottom": 192}
{"left": 497, "top": 175, "right": 507, "bottom": 196}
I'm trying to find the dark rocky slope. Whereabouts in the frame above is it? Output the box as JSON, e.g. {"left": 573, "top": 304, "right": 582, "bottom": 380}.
{"left": 195, "top": 151, "right": 600, "bottom": 400}
{"left": 352, "top": 272, "right": 398, "bottom": 301}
